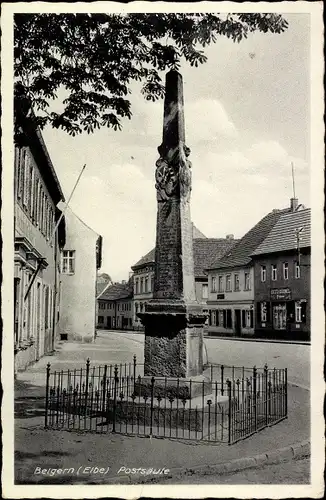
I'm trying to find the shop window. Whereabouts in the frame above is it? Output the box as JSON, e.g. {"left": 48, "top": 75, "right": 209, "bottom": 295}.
{"left": 261, "top": 302, "right": 267, "bottom": 322}
{"left": 98, "top": 316, "right": 104, "bottom": 324}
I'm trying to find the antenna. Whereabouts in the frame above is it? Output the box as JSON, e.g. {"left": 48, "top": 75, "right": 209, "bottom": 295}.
{"left": 291, "top": 161, "right": 296, "bottom": 199}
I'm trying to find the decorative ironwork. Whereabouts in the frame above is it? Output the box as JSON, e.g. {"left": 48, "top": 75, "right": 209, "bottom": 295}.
{"left": 45, "top": 358, "right": 287, "bottom": 445}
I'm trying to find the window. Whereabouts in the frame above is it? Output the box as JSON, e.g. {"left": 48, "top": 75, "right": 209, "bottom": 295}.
{"left": 295, "top": 302, "right": 302, "bottom": 322}
{"left": 244, "top": 272, "right": 251, "bottom": 290}
{"left": 36, "top": 181, "right": 41, "bottom": 226}
{"left": 219, "top": 310, "right": 225, "bottom": 327}
{"left": 211, "top": 276, "right": 216, "bottom": 292}
{"left": 234, "top": 274, "right": 240, "bottom": 291}
{"left": 151, "top": 275, "right": 154, "bottom": 292}
{"left": 61, "top": 250, "right": 75, "bottom": 274}
{"left": 218, "top": 276, "right": 224, "bottom": 292}
{"left": 29, "top": 164, "right": 34, "bottom": 217}
{"left": 295, "top": 261, "right": 301, "bottom": 279}
{"left": 271, "top": 265, "right": 277, "bottom": 281}
{"left": 23, "top": 151, "right": 29, "bottom": 207}
{"left": 210, "top": 310, "right": 216, "bottom": 326}
{"left": 202, "top": 284, "right": 208, "bottom": 299}
{"left": 261, "top": 266, "right": 266, "bottom": 282}
{"left": 261, "top": 302, "right": 267, "bottom": 322}
{"left": 226, "top": 274, "right": 231, "bottom": 292}
{"left": 242, "top": 309, "right": 253, "bottom": 328}
{"left": 98, "top": 316, "right": 104, "bottom": 324}
{"left": 145, "top": 276, "right": 149, "bottom": 293}
{"left": 283, "top": 263, "right": 288, "bottom": 280}
{"left": 15, "top": 147, "right": 22, "bottom": 199}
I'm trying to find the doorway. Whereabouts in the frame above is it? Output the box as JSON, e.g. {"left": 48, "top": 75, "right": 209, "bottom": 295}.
{"left": 234, "top": 309, "right": 241, "bottom": 335}
{"left": 107, "top": 316, "right": 111, "bottom": 329}
{"left": 273, "top": 304, "right": 287, "bottom": 330}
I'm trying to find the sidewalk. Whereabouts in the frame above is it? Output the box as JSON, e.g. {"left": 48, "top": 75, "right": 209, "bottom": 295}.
{"left": 15, "top": 338, "right": 310, "bottom": 485}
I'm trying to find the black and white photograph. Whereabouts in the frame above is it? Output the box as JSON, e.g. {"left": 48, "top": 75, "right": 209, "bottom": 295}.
{"left": 1, "top": 1, "right": 324, "bottom": 498}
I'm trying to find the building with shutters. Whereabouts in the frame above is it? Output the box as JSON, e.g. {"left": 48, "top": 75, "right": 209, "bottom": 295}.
{"left": 205, "top": 202, "right": 298, "bottom": 337}
{"left": 57, "top": 203, "right": 102, "bottom": 343}
{"left": 131, "top": 225, "right": 238, "bottom": 329}
{"left": 14, "top": 108, "right": 65, "bottom": 372}
{"left": 251, "top": 204, "right": 310, "bottom": 340}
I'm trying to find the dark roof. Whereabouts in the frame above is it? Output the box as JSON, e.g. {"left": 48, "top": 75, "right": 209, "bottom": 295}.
{"left": 193, "top": 239, "right": 239, "bottom": 277}
{"left": 132, "top": 224, "right": 206, "bottom": 269}
{"left": 99, "top": 283, "right": 133, "bottom": 301}
{"left": 131, "top": 238, "right": 238, "bottom": 277}
{"left": 252, "top": 208, "right": 311, "bottom": 256}
{"left": 16, "top": 105, "right": 65, "bottom": 204}
{"left": 132, "top": 248, "right": 155, "bottom": 269}
{"left": 208, "top": 208, "right": 291, "bottom": 270}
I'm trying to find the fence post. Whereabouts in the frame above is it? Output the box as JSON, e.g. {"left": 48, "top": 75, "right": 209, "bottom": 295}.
{"left": 101, "top": 364, "right": 108, "bottom": 416}
{"left": 264, "top": 364, "right": 268, "bottom": 426}
{"left": 45, "top": 363, "right": 51, "bottom": 428}
{"left": 112, "top": 365, "right": 118, "bottom": 432}
{"left": 221, "top": 365, "right": 224, "bottom": 395}
{"left": 84, "top": 358, "right": 90, "bottom": 426}
{"left": 227, "top": 379, "right": 232, "bottom": 445}
{"left": 253, "top": 366, "right": 257, "bottom": 432}
{"left": 133, "top": 354, "right": 137, "bottom": 391}
{"left": 150, "top": 376, "right": 155, "bottom": 435}
{"left": 284, "top": 368, "right": 288, "bottom": 417}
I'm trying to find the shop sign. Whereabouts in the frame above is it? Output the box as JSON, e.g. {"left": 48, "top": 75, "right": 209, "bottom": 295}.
{"left": 270, "top": 288, "right": 292, "bottom": 301}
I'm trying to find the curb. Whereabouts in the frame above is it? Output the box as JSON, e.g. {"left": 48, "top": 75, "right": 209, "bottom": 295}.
{"left": 204, "top": 336, "right": 310, "bottom": 346}
{"left": 85, "top": 440, "right": 310, "bottom": 484}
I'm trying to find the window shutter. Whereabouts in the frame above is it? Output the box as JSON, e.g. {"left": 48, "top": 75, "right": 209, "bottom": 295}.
{"left": 301, "top": 302, "right": 307, "bottom": 324}
{"left": 242, "top": 310, "right": 246, "bottom": 328}
{"left": 266, "top": 303, "right": 270, "bottom": 323}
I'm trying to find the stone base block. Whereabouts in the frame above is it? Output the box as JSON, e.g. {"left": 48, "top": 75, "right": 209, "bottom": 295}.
{"left": 133, "top": 374, "right": 212, "bottom": 402}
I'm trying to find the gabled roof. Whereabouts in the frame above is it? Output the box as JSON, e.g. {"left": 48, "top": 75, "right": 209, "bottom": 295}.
{"left": 193, "top": 238, "right": 239, "bottom": 277}
{"left": 251, "top": 208, "right": 311, "bottom": 256}
{"left": 99, "top": 283, "right": 133, "bottom": 301}
{"left": 208, "top": 208, "right": 291, "bottom": 271}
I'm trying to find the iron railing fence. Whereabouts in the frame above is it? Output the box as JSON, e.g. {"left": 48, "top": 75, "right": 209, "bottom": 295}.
{"left": 45, "top": 358, "right": 287, "bottom": 444}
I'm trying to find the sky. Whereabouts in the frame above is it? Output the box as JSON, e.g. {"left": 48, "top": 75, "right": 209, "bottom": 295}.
{"left": 42, "top": 13, "right": 310, "bottom": 282}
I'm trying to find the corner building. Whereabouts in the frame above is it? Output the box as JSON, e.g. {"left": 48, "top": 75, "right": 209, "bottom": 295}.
{"left": 14, "top": 113, "right": 65, "bottom": 371}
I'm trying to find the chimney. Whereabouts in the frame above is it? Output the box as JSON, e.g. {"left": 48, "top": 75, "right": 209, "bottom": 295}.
{"left": 290, "top": 198, "right": 298, "bottom": 212}
{"left": 226, "top": 234, "right": 234, "bottom": 240}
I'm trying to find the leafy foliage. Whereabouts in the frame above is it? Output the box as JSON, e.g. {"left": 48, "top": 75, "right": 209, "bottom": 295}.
{"left": 14, "top": 13, "right": 288, "bottom": 138}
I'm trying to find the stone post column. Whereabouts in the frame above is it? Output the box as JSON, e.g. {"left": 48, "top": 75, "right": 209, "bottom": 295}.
{"left": 139, "top": 70, "right": 206, "bottom": 378}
